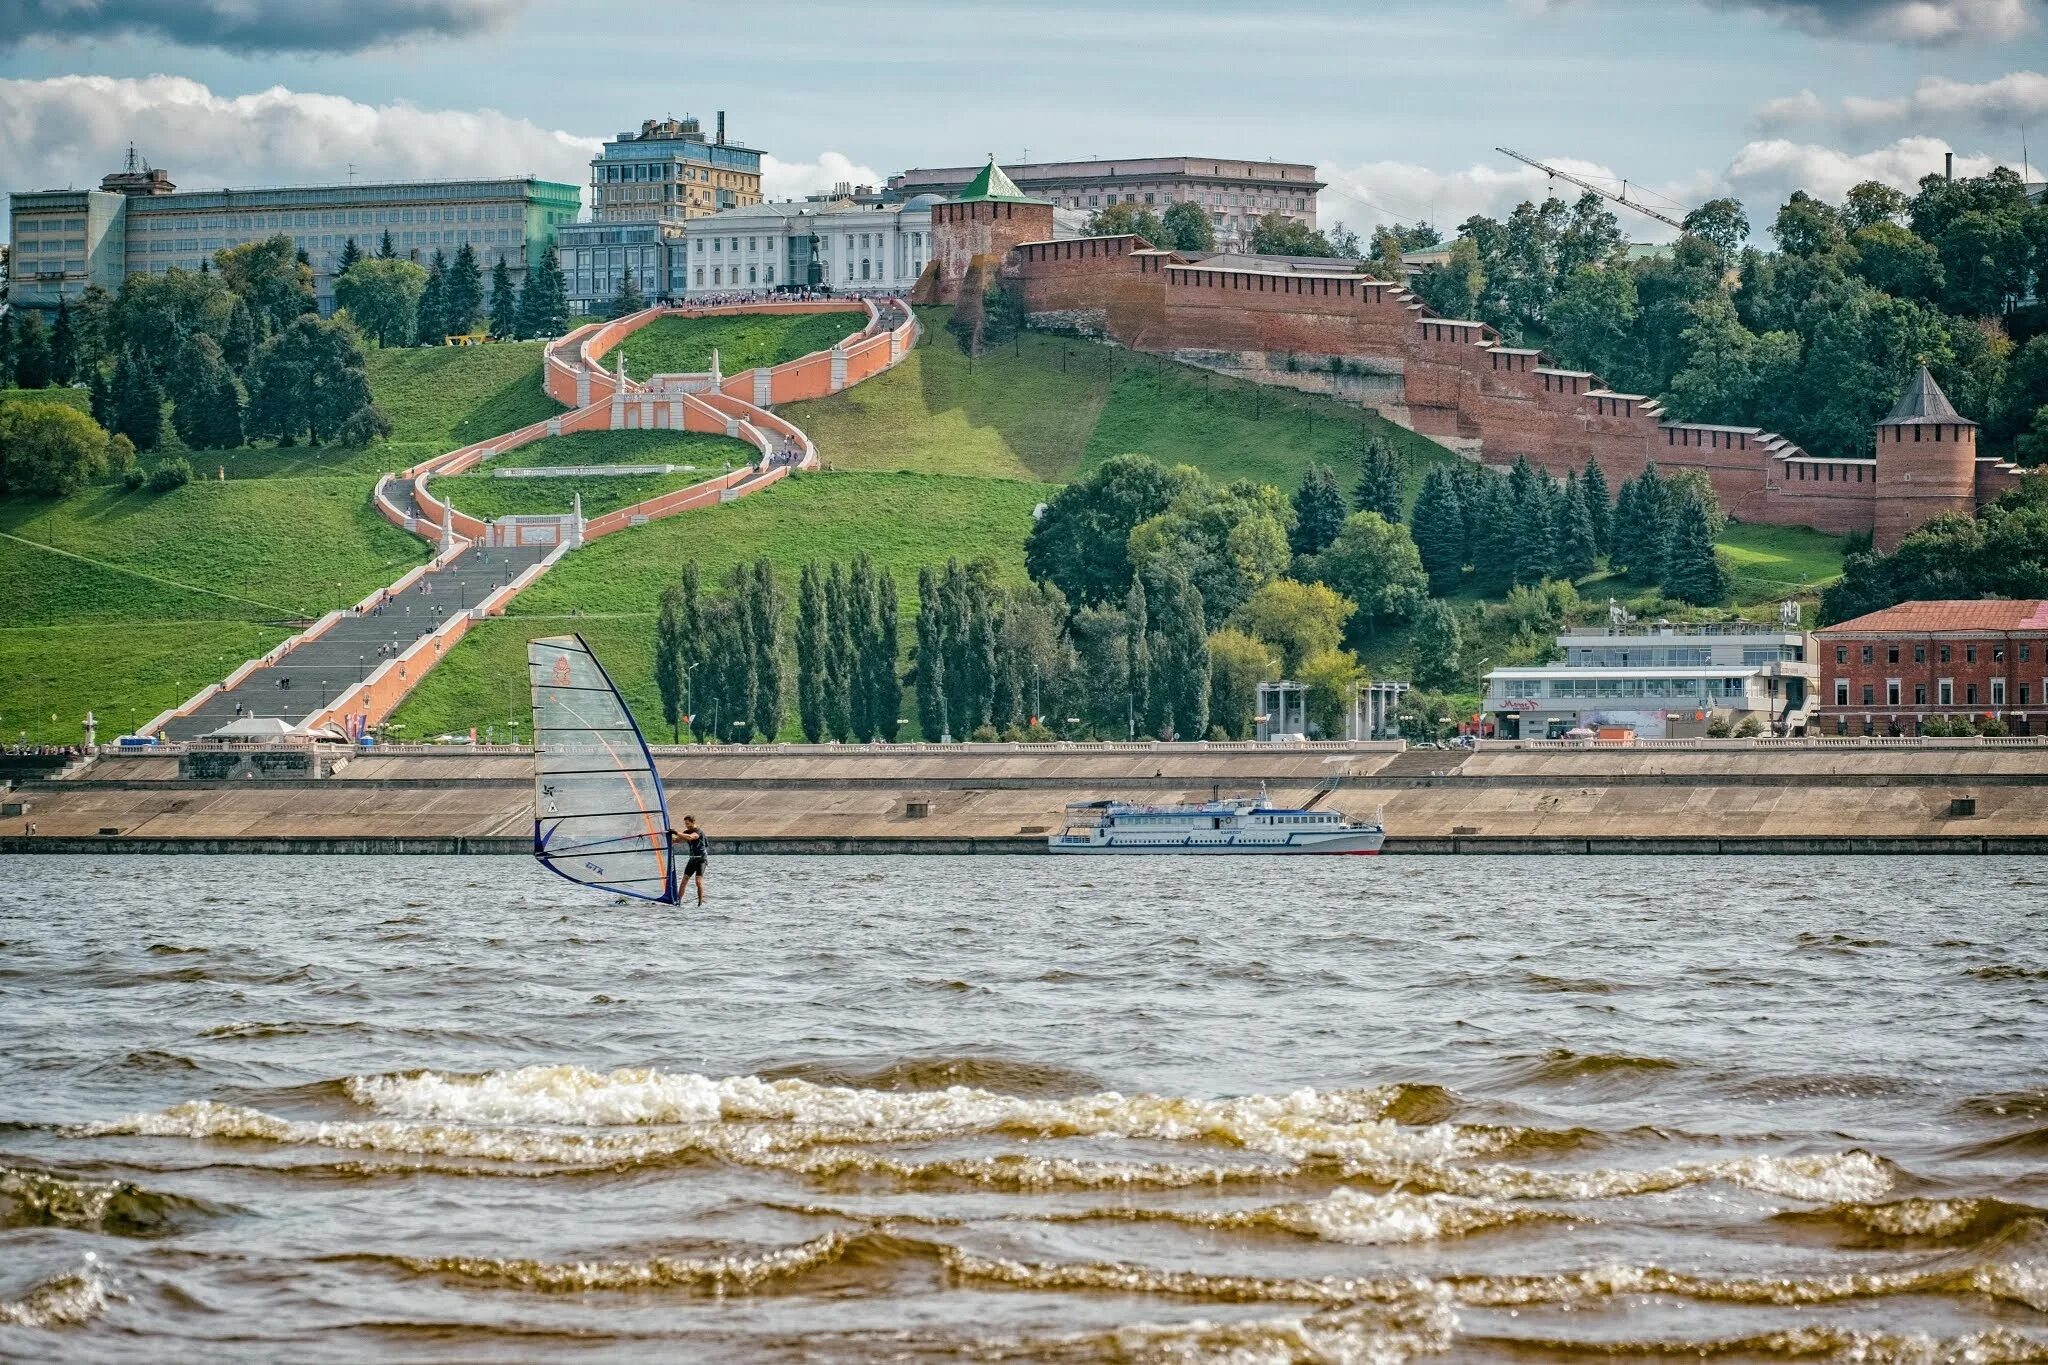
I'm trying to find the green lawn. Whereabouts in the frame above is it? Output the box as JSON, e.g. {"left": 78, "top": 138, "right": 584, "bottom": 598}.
{"left": 432, "top": 469, "right": 711, "bottom": 519}
{"left": 792, "top": 306, "right": 1457, "bottom": 494}
{"left": 0, "top": 478, "right": 424, "bottom": 619}
{"left": 362, "top": 340, "right": 560, "bottom": 448}
{"left": 598, "top": 312, "right": 863, "bottom": 377}
{"left": 482, "top": 430, "right": 757, "bottom": 470}
{"left": 1716, "top": 522, "right": 1847, "bottom": 600}
{"left": 0, "top": 621, "right": 290, "bottom": 745}
{"left": 0, "top": 386, "right": 90, "bottom": 415}
{"left": 392, "top": 471, "right": 1048, "bottom": 739}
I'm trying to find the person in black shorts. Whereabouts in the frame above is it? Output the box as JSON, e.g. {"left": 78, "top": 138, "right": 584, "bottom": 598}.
{"left": 672, "top": 815, "right": 708, "bottom": 905}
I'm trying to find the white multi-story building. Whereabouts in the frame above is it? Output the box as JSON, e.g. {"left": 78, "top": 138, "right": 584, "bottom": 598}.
{"left": 1482, "top": 618, "right": 1817, "bottom": 739}
{"left": 672, "top": 196, "right": 940, "bottom": 298}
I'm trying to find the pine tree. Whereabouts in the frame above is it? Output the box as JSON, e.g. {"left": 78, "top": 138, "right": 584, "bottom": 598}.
{"left": 378, "top": 229, "right": 395, "bottom": 259}
{"left": 796, "top": 563, "right": 828, "bottom": 743}
{"left": 749, "top": 558, "right": 785, "bottom": 742}
{"left": 49, "top": 299, "right": 77, "bottom": 385}
{"left": 1613, "top": 466, "right": 1669, "bottom": 581}
{"left": 338, "top": 237, "right": 363, "bottom": 277}
{"left": 518, "top": 245, "right": 569, "bottom": 340}
{"left": 1556, "top": 476, "right": 1599, "bottom": 580}
{"left": 488, "top": 256, "right": 519, "bottom": 339}
{"left": 1124, "top": 578, "right": 1151, "bottom": 738}
{"left": 608, "top": 265, "right": 647, "bottom": 320}
{"left": 416, "top": 249, "right": 449, "bottom": 346}
{"left": 846, "top": 555, "right": 880, "bottom": 742}
{"left": 13, "top": 312, "right": 52, "bottom": 389}
{"left": 1353, "top": 436, "right": 1406, "bottom": 522}
{"left": 1662, "top": 491, "right": 1727, "bottom": 604}
{"left": 442, "top": 243, "right": 485, "bottom": 338}
{"left": 1471, "top": 473, "right": 1519, "bottom": 595}
{"left": 1289, "top": 462, "right": 1347, "bottom": 557}
{"left": 0, "top": 312, "right": 13, "bottom": 389}
{"left": 653, "top": 584, "right": 686, "bottom": 742}
{"left": 112, "top": 350, "right": 163, "bottom": 452}
{"left": 1409, "top": 465, "right": 1467, "bottom": 593}
{"left": 168, "top": 335, "right": 243, "bottom": 450}
{"left": 823, "top": 563, "right": 854, "bottom": 741}
{"left": 223, "top": 299, "right": 258, "bottom": 374}
{"left": 874, "top": 568, "right": 901, "bottom": 741}
{"left": 915, "top": 566, "right": 946, "bottom": 740}
{"left": 1411, "top": 598, "right": 1464, "bottom": 690}
{"left": 1581, "top": 459, "right": 1611, "bottom": 554}
{"left": 87, "top": 365, "right": 114, "bottom": 428}
{"left": 1511, "top": 480, "right": 1558, "bottom": 587}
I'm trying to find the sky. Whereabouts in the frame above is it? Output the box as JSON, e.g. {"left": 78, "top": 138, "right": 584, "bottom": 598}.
{"left": 1, "top": 0, "right": 2044, "bottom": 247}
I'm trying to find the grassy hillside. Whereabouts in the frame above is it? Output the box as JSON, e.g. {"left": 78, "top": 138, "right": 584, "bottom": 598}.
{"left": 363, "top": 340, "right": 558, "bottom": 448}
{"left": 480, "top": 430, "right": 756, "bottom": 469}
{"left": 1, "top": 621, "right": 291, "bottom": 745}
{"left": 432, "top": 469, "right": 706, "bottom": 519}
{"left": 1716, "top": 522, "right": 1847, "bottom": 600}
{"left": 598, "top": 312, "right": 861, "bottom": 376}
{"left": 792, "top": 306, "right": 1455, "bottom": 493}
{"left": 0, "top": 387, "right": 90, "bottom": 414}
{"left": 392, "top": 471, "right": 1048, "bottom": 739}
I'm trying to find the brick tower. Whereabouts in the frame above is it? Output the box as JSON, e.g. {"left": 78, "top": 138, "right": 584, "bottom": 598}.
{"left": 915, "top": 157, "right": 1055, "bottom": 305}
{"left": 1873, "top": 364, "right": 1978, "bottom": 551}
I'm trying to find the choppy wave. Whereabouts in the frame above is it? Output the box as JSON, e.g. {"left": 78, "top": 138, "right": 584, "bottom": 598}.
{"left": 0, "top": 1163, "right": 220, "bottom": 1237}
{"left": 1467, "top": 1326, "right": 2048, "bottom": 1361}
{"left": 1028, "top": 1300, "right": 1458, "bottom": 1364}
{"left": 0, "top": 1258, "right": 111, "bottom": 1329}
{"left": 340, "top": 1229, "right": 865, "bottom": 1293}
{"left": 1778, "top": 1196, "right": 2048, "bottom": 1247}
{"left": 1044, "top": 1187, "right": 1563, "bottom": 1246}
{"left": 763, "top": 1054, "right": 1106, "bottom": 1096}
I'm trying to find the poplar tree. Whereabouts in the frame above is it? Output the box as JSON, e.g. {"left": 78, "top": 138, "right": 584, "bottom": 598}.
{"left": 795, "top": 562, "right": 828, "bottom": 743}
{"left": 1149, "top": 570, "right": 1210, "bottom": 740}
{"left": 444, "top": 243, "right": 486, "bottom": 337}
{"left": 416, "top": 249, "right": 449, "bottom": 346}
{"left": 915, "top": 566, "right": 947, "bottom": 740}
{"left": 338, "top": 237, "right": 363, "bottom": 276}
{"left": 1124, "top": 578, "right": 1151, "bottom": 738}
{"left": 50, "top": 299, "right": 77, "bottom": 385}
{"left": 680, "top": 563, "right": 709, "bottom": 740}
{"left": 653, "top": 583, "right": 686, "bottom": 742}
{"left": 1409, "top": 465, "right": 1467, "bottom": 593}
{"left": 847, "top": 555, "right": 881, "bottom": 742}
{"left": 1353, "top": 436, "right": 1406, "bottom": 522}
{"left": 112, "top": 349, "right": 163, "bottom": 452}
{"left": 716, "top": 564, "right": 757, "bottom": 742}
{"left": 823, "top": 563, "right": 854, "bottom": 741}
{"left": 874, "top": 568, "right": 902, "bottom": 741}
{"left": 1581, "top": 458, "right": 1612, "bottom": 555}
{"left": 1289, "top": 462, "right": 1347, "bottom": 557}
{"left": 488, "top": 256, "right": 519, "bottom": 339}
{"left": 749, "top": 558, "right": 785, "bottom": 742}
{"left": 1411, "top": 598, "right": 1464, "bottom": 690}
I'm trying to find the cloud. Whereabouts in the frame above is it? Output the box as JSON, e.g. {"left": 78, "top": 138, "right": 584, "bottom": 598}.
{"left": 1755, "top": 88, "right": 1830, "bottom": 127}
{"left": 0, "top": 75, "right": 881, "bottom": 228}
{"left": 1723, "top": 134, "right": 1997, "bottom": 204}
{"left": 1756, "top": 70, "right": 2048, "bottom": 136}
{"left": 1707, "top": 0, "right": 2037, "bottom": 44}
{"left": 1318, "top": 155, "right": 1709, "bottom": 241}
{"left": 1, "top": 0, "right": 534, "bottom": 55}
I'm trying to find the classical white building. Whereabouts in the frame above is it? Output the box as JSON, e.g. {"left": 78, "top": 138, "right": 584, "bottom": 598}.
{"left": 671, "top": 195, "right": 941, "bottom": 297}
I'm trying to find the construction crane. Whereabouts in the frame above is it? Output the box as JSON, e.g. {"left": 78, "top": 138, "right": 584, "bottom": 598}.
{"left": 1494, "top": 147, "right": 1688, "bottom": 231}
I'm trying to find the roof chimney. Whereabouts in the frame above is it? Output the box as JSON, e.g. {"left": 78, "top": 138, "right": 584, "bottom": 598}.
{"left": 1945, "top": 151, "right": 1954, "bottom": 181}
{"left": 716, "top": 111, "right": 726, "bottom": 145}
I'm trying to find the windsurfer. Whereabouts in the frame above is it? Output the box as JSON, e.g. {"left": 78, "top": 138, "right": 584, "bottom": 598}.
{"left": 672, "top": 815, "right": 708, "bottom": 905}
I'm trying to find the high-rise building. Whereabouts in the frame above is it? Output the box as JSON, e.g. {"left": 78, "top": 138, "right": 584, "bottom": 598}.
{"left": 889, "top": 156, "right": 1322, "bottom": 251}
{"left": 590, "top": 114, "right": 763, "bottom": 225}
{"left": 7, "top": 153, "right": 581, "bottom": 314}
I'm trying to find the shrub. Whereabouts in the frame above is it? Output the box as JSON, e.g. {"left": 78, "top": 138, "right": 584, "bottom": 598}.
{"left": 1705, "top": 715, "right": 1733, "bottom": 738}
{"left": 1733, "top": 714, "right": 1764, "bottom": 738}
{"left": 121, "top": 469, "right": 146, "bottom": 491}
{"left": 968, "top": 724, "right": 1000, "bottom": 743}
{"left": 147, "top": 457, "right": 194, "bottom": 492}
{"left": 105, "top": 432, "right": 137, "bottom": 477}
{"left": 1979, "top": 716, "right": 2009, "bottom": 737}
{"left": 1920, "top": 715, "right": 1949, "bottom": 736}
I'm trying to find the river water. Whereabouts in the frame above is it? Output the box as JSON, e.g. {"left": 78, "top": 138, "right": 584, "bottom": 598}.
{"left": 1, "top": 854, "right": 2044, "bottom": 1362}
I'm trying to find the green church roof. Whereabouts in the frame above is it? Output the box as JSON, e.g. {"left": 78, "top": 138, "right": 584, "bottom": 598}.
{"left": 951, "top": 156, "right": 1050, "bottom": 205}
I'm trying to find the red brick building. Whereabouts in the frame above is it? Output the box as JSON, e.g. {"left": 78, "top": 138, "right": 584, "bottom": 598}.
{"left": 1814, "top": 600, "right": 2048, "bottom": 736}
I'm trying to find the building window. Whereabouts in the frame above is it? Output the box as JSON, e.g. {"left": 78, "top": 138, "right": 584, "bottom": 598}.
{"left": 1835, "top": 680, "right": 1849, "bottom": 706}
{"left": 1886, "top": 680, "right": 1900, "bottom": 705}
{"left": 695, "top": 267, "right": 703, "bottom": 286}
{"left": 2023, "top": 645, "right": 2034, "bottom": 662}
{"left": 1993, "top": 645, "right": 2006, "bottom": 662}
{"left": 1915, "top": 684, "right": 1927, "bottom": 705}
{"left": 1915, "top": 645, "right": 1926, "bottom": 663}
{"left": 2023, "top": 684, "right": 2033, "bottom": 705}
{"left": 1940, "top": 646, "right": 1952, "bottom": 664}
{"left": 1860, "top": 645, "right": 1873, "bottom": 665}
{"left": 1967, "top": 645, "right": 1978, "bottom": 664}
{"left": 1887, "top": 646, "right": 1899, "bottom": 664}
{"left": 1835, "top": 646, "right": 1848, "bottom": 665}
{"left": 1966, "top": 684, "right": 1979, "bottom": 705}
{"left": 1992, "top": 678, "right": 2006, "bottom": 705}
{"left": 1939, "top": 679, "right": 1953, "bottom": 705}
{"left": 1861, "top": 684, "right": 1875, "bottom": 706}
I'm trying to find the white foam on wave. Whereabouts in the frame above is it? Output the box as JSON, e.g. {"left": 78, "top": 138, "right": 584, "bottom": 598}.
{"left": 0, "top": 1255, "right": 111, "bottom": 1329}
{"left": 1341, "top": 1150, "right": 1893, "bottom": 1204}
{"left": 341, "top": 1065, "right": 1495, "bottom": 1165}
{"left": 1166, "top": 1188, "right": 1554, "bottom": 1246}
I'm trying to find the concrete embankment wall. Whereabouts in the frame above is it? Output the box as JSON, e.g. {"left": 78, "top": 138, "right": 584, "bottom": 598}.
{"left": 7, "top": 744, "right": 2048, "bottom": 853}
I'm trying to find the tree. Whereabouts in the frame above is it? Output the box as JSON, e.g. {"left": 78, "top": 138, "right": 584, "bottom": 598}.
{"left": 378, "top": 229, "right": 396, "bottom": 260}
{"left": 1510, "top": 475, "right": 1558, "bottom": 587}
{"left": 1309, "top": 512, "right": 1426, "bottom": 642}
{"left": 49, "top": 299, "right": 77, "bottom": 385}
{"left": 166, "top": 334, "right": 243, "bottom": 450}
{"left": 915, "top": 566, "right": 946, "bottom": 740}
{"left": 1250, "top": 213, "right": 1334, "bottom": 257}
{"left": 69, "top": 284, "right": 114, "bottom": 378}
{"left": 1147, "top": 569, "right": 1209, "bottom": 740}
{"left": 1230, "top": 577, "right": 1353, "bottom": 674}
{"left": 1206, "top": 628, "right": 1277, "bottom": 739}
{"left": 416, "top": 249, "right": 449, "bottom": 346}
{"left": 845, "top": 556, "right": 879, "bottom": 742}
{"left": 1547, "top": 263, "right": 1637, "bottom": 380}
{"left": 653, "top": 583, "right": 687, "bottom": 742}
{"left": 223, "top": 299, "right": 258, "bottom": 374}
{"left": 1772, "top": 191, "right": 1847, "bottom": 257}
{"left": 608, "top": 264, "right": 647, "bottom": 321}
{"left": 1661, "top": 488, "right": 1728, "bottom": 604}
{"left": 1352, "top": 436, "right": 1405, "bottom": 522}
{"left": 1410, "top": 598, "right": 1464, "bottom": 690}
{"left": 1127, "top": 477, "right": 1292, "bottom": 621}
{"left": 749, "top": 558, "right": 785, "bottom": 742}
{"left": 518, "top": 244, "right": 570, "bottom": 339}
{"left": 488, "top": 256, "right": 519, "bottom": 339}
{"left": 824, "top": 563, "right": 855, "bottom": 741}
{"left": 247, "top": 315, "right": 387, "bottom": 446}
{"left": 1124, "top": 578, "right": 1150, "bottom": 737}
{"left": 213, "top": 235, "right": 314, "bottom": 335}
{"left": 1467, "top": 469, "right": 1519, "bottom": 595}
{"left": 112, "top": 268, "right": 236, "bottom": 375}
{"left": 1842, "top": 181, "right": 1908, "bottom": 232}
{"left": 1160, "top": 200, "right": 1215, "bottom": 252}
{"left": 680, "top": 563, "right": 709, "bottom": 741}
{"left": 1556, "top": 475, "right": 1598, "bottom": 580}
{"left": 1611, "top": 466, "right": 1669, "bottom": 580}
{"left": 1026, "top": 454, "right": 1204, "bottom": 607}
{"left": 1289, "top": 462, "right": 1346, "bottom": 557}
{"left": 1409, "top": 465, "right": 1467, "bottom": 592}
{"left": 0, "top": 307, "right": 12, "bottom": 388}
{"left": 796, "top": 563, "right": 828, "bottom": 743}
{"left": 1085, "top": 201, "right": 1165, "bottom": 244}
{"left": 338, "top": 237, "right": 363, "bottom": 276}
{"left": 1849, "top": 222, "right": 1943, "bottom": 303}
{"left": 440, "top": 243, "right": 485, "bottom": 337}
{"left": 1581, "top": 459, "right": 1612, "bottom": 555}
{"left": 12, "top": 312, "right": 52, "bottom": 389}
{"left": 147, "top": 456, "right": 193, "bottom": 492}
{"left": 873, "top": 568, "right": 902, "bottom": 741}
{"left": 87, "top": 365, "right": 114, "bottom": 428}
{"left": 0, "top": 402, "right": 107, "bottom": 498}
{"left": 1412, "top": 237, "right": 1485, "bottom": 320}
{"left": 1297, "top": 647, "right": 1364, "bottom": 737}
{"left": 1069, "top": 602, "right": 1130, "bottom": 737}
{"left": 333, "top": 257, "right": 427, "bottom": 347}
{"left": 111, "top": 349, "right": 163, "bottom": 452}
{"left": 1682, "top": 197, "right": 1750, "bottom": 260}
{"left": 1937, "top": 209, "right": 2031, "bottom": 317}
{"left": 1326, "top": 223, "right": 1364, "bottom": 259}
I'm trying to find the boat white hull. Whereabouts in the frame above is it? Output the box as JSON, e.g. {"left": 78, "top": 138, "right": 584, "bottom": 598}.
{"left": 1048, "top": 829, "right": 1385, "bottom": 855}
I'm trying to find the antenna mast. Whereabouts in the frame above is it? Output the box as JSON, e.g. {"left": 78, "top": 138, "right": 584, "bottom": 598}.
{"left": 1494, "top": 147, "right": 1688, "bottom": 231}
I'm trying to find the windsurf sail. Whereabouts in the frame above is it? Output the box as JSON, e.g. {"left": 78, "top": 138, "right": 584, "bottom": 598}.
{"left": 528, "top": 634, "right": 679, "bottom": 903}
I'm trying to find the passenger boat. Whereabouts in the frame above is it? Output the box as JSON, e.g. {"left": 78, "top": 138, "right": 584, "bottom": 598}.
{"left": 1048, "top": 794, "right": 1385, "bottom": 854}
